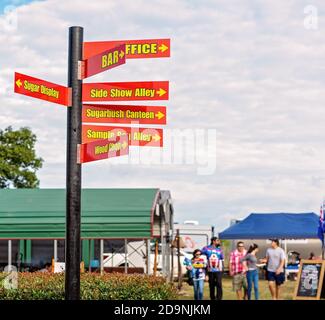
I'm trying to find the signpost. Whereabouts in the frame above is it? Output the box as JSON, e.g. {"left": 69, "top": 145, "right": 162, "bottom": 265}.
{"left": 65, "top": 26, "right": 83, "bottom": 300}
{"left": 82, "top": 44, "right": 126, "bottom": 79}
{"left": 293, "top": 260, "right": 325, "bottom": 300}
{"left": 82, "top": 81, "right": 169, "bottom": 101}
{"left": 82, "top": 124, "right": 163, "bottom": 147}
{"left": 84, "top": 38, "right": 170, "bottom": 59}
{"left": 82, "top": 104, "right": 166, "bottom": 125}
{"left": 14, "top": 72, "right": 71, "bottom": 106}
{"left": 14, "top": 29, "right": 170, "bottom": 300}
{"left": 77, "top": 135, "right": 129, "bottom": 164}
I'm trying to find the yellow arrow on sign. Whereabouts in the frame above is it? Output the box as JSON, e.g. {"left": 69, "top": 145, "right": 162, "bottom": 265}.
{"left": 16, "top": 79, "right": 22, "bottom": 88}
{"left": 156, "top": 88, "right": 166, "bottom": 97}
{"left": 119, "top": 50, "right": 125, "bottom": 59}
{"left": 155, "top": 111, "right": 165, "bottom": 120}
{"left": 158, "top": 44, "right": 168, "bottom": 53}
{"left": 152, "top": 134, "right": 161, "bottom": 142}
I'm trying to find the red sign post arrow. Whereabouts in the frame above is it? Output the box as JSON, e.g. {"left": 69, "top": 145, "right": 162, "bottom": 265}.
{"left": 82, "top": 104, "right": 167, "bottom": 125}
{"left": 84, "top": 39, "right": 170, "bottom": 60}
{"left": 82, "top": 124, "right": 163, "bottom": 147}
{"left": 82, "top": 44, "right": 126, "bottom": 79}
{"left": 82, "top": 81, "right": 169, "bottom": 102}
{"left": 77, "top": 134, "right": 129, "bottom": 164}
{"left": 14, "top": 72, "right": 71, "bottom": 106}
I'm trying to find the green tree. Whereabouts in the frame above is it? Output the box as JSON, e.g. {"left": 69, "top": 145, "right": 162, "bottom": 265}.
{"left": 0, "top": 126, "right": 43, "bottom": 188}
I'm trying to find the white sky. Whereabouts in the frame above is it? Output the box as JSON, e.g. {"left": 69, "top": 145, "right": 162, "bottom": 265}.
{"left": 1, "top": 0, "right": 325, "bottom": 232}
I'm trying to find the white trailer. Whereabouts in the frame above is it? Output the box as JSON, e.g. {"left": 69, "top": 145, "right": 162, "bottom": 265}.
{"left": 174, "top": 221, "right": 215, "bottom": 254}
{"left": 102, "top": 240, "right": 192, "bottom": 276}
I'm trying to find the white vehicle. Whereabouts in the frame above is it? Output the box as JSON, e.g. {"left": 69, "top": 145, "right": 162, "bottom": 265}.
{"left": 102, "top": 240, "right": 192, "bottom": 276}
{"left": 102, "top": 240, "right": 146, "bottom": 270}
{"left": 153, "top": 244, "right": 193, "bottom": 276}
{"left": 174, "top": 222, "right": 214, "bottom": 254}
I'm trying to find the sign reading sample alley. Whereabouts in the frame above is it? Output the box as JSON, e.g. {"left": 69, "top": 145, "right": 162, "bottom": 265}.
{"left": 78, "top": 135, "right": 129, "bottom": 164}
{"left": 83, "top": 44, "right": 126, "bottom": 78}
{"left": 83, "top": 39, "right": 170, "bottom": 60}
{"left": 82, "top": 81, "right": 169, "bottom": 102}
{"left": 14, "top": 72, "right": 71, "bottom": 106}
{"left": 82, "top": 104, "right": 167, "bottom": 125}
{"left": 82, "top": 124, "right": 163, "bottom": 147}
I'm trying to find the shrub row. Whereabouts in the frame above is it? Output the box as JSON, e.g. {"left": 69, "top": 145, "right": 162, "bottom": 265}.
{"left": 0, "top": 272, "right": 177, "bottom": 300}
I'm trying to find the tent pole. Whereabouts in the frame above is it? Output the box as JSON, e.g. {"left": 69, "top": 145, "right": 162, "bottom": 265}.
{"left": 54, "top": 240, "right": 58, "bottom": 262}
{"left": 124, "top": 239, "right": 128, "bottom": 274}
{"left": 100, "top": 239, "right": 104, "bottom": 275}
{"left": 322, "top": 234, "right": 324, "bottom": 260}
{"left": 284, "top": 239, "right": 287, "bottom": 281}
{"left": 8, "top": 240, "right": 12, "bottom": 272}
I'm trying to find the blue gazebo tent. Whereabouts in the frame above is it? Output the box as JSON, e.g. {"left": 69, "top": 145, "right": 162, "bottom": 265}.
{"left": 219, "top": 213, "right": 319, "bottom": 239}
{"left": 219, "top": 212, "right": 322, "bottom": 278}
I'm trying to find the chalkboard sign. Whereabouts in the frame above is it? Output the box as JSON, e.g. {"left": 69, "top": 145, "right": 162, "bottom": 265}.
{"left": 293, "top": 260, "right": 325, "bottom": 300}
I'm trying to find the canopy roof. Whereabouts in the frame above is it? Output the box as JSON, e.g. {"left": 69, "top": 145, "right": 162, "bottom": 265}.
{"left": 219, "top": 213, "right": 319, "bottom": 239}
{"left": 0, "top": 188, "right": 167, "bottom": 239}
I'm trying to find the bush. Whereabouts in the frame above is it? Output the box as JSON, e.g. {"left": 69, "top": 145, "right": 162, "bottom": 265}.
{"left": 0, "top": 273, "right": 177, "bottom": 300}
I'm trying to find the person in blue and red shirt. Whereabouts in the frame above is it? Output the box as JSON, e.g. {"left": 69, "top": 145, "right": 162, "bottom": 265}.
{"left": 185, "top": 249, "right": 207, "bottom": 300}
{"left": 201, "top": 237, "right": 224, "bottom": 300}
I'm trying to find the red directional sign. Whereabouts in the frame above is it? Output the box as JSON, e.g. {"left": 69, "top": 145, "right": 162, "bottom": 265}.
{"left": 83, "top": 44, "right": 126, "bottom": 79}
{"left": 77, "top": 134, "right": 129, "bottom": 164}
{"left": 82, "top": 81, "right": 169, "bottom": 102}
{"left": 84, "top": 39, "right": 170, "bottom": 60}
{"left": 82, "top": 104, "right": 167, "bottom": 125}
{"left": 14, "top": 72, "right": 71, "bottom": 106}
{"left": 82, "top": 124, "right": 163, "bottom": 147}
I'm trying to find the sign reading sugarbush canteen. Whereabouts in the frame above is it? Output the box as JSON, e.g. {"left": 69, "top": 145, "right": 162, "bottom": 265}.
{"left": 14, "top": 38, "right": 170, "bottom": 163}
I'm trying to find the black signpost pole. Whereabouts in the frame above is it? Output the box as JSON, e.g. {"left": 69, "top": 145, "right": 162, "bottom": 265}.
{"left": 65, "top": 26, "right": 83, "bottom": 300}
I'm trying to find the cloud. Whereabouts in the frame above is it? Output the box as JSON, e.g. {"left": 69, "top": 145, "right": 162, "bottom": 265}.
{"left": 1, "top": 0, "right": 325, "bottom": 231}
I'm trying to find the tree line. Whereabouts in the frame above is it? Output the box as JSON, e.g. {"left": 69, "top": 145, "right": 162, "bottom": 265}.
{"left": 0, "top": 126, "right": 43, "bottom": 188}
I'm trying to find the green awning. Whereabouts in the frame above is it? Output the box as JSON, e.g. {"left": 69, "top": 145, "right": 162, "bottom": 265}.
{"left": 0, "top": 188, "right": 159, "bottom": 239}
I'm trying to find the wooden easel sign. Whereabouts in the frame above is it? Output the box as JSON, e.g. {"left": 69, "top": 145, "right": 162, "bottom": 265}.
{"left": 293, "top": 260, "right": 325, "bottom": 300}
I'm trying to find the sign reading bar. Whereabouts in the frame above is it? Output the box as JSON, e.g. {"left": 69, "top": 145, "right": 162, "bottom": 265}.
{"left": 84, "top": 38, "right": 170, "bottom": 60}
{"left": 83, "top": 44, "right": 126, "bottom": 79}
{"left": 82, "top": 81, "right": 169, "bottom": 102}
{"left": 293, "top": 260, "right": 325, "bottom": 300}
{"left": 82, "top": 124, "right": 163, "bottom": 147}
{"left": 77, "top": 135, "right": 129, "bottom": 164}
{"left": 14, "top": 72, "right": 71, "bottom": 106}
{"left": 82, "top": 104, "right": 166, "bottom": 125}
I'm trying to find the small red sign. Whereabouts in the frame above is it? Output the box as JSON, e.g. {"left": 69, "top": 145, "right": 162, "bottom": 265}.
{"left": 83, "top": 44, "right": 126, "bottom": 79}
{"left": 82, "top": 81, "right": 169, "bottom": 102}
{"left": 84, "top": 39, "right": 170, "bottom": 60}
{"left": 82, "top": 124, "right": 163, "bottom": 147}
{"left": 14, "top": 72, "right": 71, "bottom": 106}
{"left": 78, "top": 134, "right": 129, "bottom": 164}
{"left": 82, "top": 104, "right": 167, "bottom": 125}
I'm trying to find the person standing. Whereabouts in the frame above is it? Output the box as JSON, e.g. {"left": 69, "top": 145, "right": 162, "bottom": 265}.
{"left": 309, "top": 252, "right": 316, "bottom": 260}
{"left": 186, "top": 249, "right": 207, "bottom": 300}
{"left": 229, "top": 241, "right": 247, "bottom": 300}
{"left": 261, "top": 239, "right": 285, "bottom": 300}
{"left": 241, "top": 243, "right": 259, "bottom": 300}
{"left": 39, "top": 262, "right": 52, "bottom": 273}
{"left": 202, "top": 237, "right": 224, "bottom": 300}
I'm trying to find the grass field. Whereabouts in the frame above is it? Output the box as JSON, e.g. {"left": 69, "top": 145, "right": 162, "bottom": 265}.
{"left": 177, "top": 276, "right": 297, "bottom": 300}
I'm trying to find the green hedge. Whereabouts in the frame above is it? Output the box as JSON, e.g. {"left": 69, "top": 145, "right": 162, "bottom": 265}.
{"left": 0, "top": 273, "right": 177, "bottom": 300}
